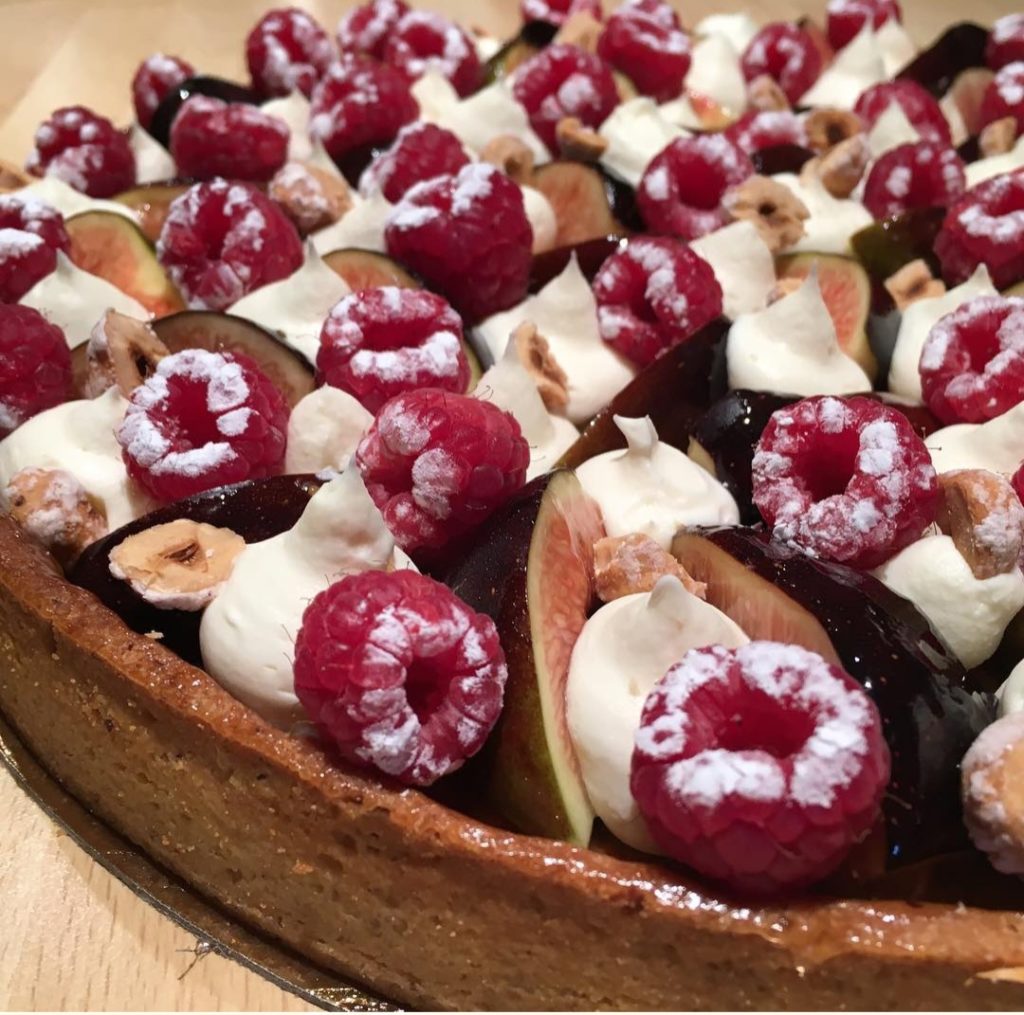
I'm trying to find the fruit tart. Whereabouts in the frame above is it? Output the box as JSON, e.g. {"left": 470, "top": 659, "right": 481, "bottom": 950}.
{"left": 5, "top": 1, "right": 1024, "bottom": 1009}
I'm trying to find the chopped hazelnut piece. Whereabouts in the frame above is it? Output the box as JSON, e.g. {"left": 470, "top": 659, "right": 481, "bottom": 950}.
{"left": 747, "top": 74, "right": 790, "bottom": 113}
{"left": 0, "top": 159, "right": 30, "bottom": 193}
{"left": 3, "top": 467, "right": 107, "bottom": 568}
{"left": 804, "top": 107, "right": 863, "bottom": 154}
{"left": 979, "top": 116, "right": 1018, "bottom": 158}
{"left": 811, "top": 134, "right": 870, "bottom": 199}
{"left": 722, "top": 175, "right": 810, "bottom": 253}
{"left": 269, "top": 161, "right": 354, "bottom": 236}
{"left": 84, "top": 309, "right": 169, "bottom": 399}
{"left": 884, "top": 259, "right": 946, "bottom": 311}
{"left": 480, "top": 135, "right": 535, "bottom": 185}
{"left": 594, "top": 533, "right": 707, "bottom": 603}
{"left": 936, "top": 469, "right": 1024, "bottom": 580}
{"left": 512, "top": 321, "right": 569, "bottom": 414}
{"left": 108, "top": 518, "right": 246, "bottom": 611}
{"left": 553, "top": 10, "right": 603, "bottom": 52}
{"left": 555, "top": 116, "right": 609, "bottom": 163}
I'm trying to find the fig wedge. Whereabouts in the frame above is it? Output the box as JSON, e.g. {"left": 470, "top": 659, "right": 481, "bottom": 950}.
{"left": 531, "top": 162, "right": 628, "bottom": 247}
{"left": 321, "top": 248, "right": 421, "bottom": 290}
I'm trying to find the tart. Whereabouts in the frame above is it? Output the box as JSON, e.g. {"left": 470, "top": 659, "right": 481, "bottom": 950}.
{"left": 3, "top": 1, "right": 1024, "bottom": 1010}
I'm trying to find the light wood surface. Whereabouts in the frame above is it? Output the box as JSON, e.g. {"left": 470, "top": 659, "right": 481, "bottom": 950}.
{"left": 0, "top": 0, "right": 1009, "bottom": 1010}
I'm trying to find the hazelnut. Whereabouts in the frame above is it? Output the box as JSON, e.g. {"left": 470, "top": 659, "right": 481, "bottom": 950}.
{"left": 481, "top": 135, "right": 536, "bottom": 185}
{"left": 747, "top": 74, "right": 790, "bottom": 113}
{"left": 979, "top": 116, "right": 1018, "bottom": 158}
{"left": 512, "top": 321, "right": 569, "bottom": 415}
{"left": 594, "top": 533, "right": 707, "bottom": 603}
{"left": 804, "top": 107, "right": 864, "bottom": 154}
{"left": 555, "top": 116, "right": 609, "bottom": 163}
{"left": 553, "top": 10, "right": 603, "bottom": 52}
{"left": 811, "top": 133, "right": 870, "bottom": 199}
{"left": 722, "top": 175, "right": 810, "bottom": 253}
{"left": 84, "top": 309, "right": 169, "bottom": 399}
{"left": 108, "top": 518, "right": 246, "bottom": 611}
{"left": 268, "top": 161, "right": 354, "bottom": 236}
{"left": 884, "top": 259, "right": 946, "bottom": 311}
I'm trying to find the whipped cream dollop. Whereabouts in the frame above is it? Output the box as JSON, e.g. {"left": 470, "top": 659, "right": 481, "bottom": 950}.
{"left": 800, "top": 25, "right": 887, "bottom": 109}
{"left": 888, "top": 264, "right": 997, "bottom": 402}
{"left": 575, "top": 416, "right": 739, "bottom": 547}
{"left": 873, "top": 533, "right": 1024, "bottom": 668}
{"left": 129, "top": 123, "right": 177, "bottom": 185}
{"left": 261, "top": 91, "right": 313, "bottom": 161}
{"left": 680, "top": 34, "right": 747, "bottom": 117}
{"left": 285, "top": 386, "right": 373, "bottom": 474}
{"left": 773, "top": 173, "right": 873, "bottom": 255}
{"left": 0, "top": 388, "right": 153, "bottom": 530}
{"left": 867, "top": 101, "right": 922, "bottom": 158}
{"left": 998, "top": 659, "right": 1024, "bottom": 717}
{"left": 926, "top": 403, "right": 1024, "bottom": 476}
{"left": 311, "top": 190, "right": 391, "bottom": 254}
{"left": 940, "top": 91, "right": 970, "bottom": 148}
{"left": 694, "top": 12, "right": 760, "bottom": 54}
{"left": 966, "top": 135, "right": 1024, "bottom": 189}
{"left": 473, "top": 338, "right": 579, "bottom": 480}
{"left": 727, "top": 271, "right": 872, "bottom": 396}
{"left": 11, "top": 175, "right": 134, "bottom": 220}
{"left": 411, "top": 71, "right": 549, "bottom": 161}
{"left": 20, "top": 251, "right": 148, "bottom": 348}
{"left": 199, "top": 468, "right": 404, "bottom": 727}
{"left": 521, "top": 185, "right": 558, "bottom": 254}
{"left": 228, "top": 242, "right": 350, "bottom": 361}
{"left": 599, "top": 98, "right": 688, "bottom": 187}
{"left": 566, "top": 576, "right": 749, "bottom": 851}
{"left": 476, "top": 255, "right": 636, "bottom": 424}
{"left": 876, "top": 20, "right": 917, "bottom": 77}
{"left": 691, "top": 219, "right": 776, "bottom": 320}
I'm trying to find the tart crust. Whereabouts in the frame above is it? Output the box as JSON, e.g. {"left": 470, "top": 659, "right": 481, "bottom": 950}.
{"left": 1, "top": 515, "right": 1024, "bottom": 1010}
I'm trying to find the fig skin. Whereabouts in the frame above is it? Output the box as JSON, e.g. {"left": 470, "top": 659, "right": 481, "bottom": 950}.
{"left": 896, "top": 22, "right": 990, "bottom": 99}
{"left": 148, "top": 76, "right": 258, "bottom": 148}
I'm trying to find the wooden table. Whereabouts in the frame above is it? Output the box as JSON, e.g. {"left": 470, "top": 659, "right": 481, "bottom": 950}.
{"left": 0, "top": 0, "right": 1006, "bottom": 1009}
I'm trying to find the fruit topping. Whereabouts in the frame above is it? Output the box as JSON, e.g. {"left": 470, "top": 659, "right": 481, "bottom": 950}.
{"left": 752, "top": 395, "right": 939, "bottom": 569}
{"left": 529, "top": 162, "right": 622, "bottom": 247}
{"left": 385, "top": 162, "right": 532, "bottom": 322}
{"left": 981, "top": 62, "right": 1024, "bottom": 133}
{"left": 726, "top": 110, "right": 808, "bottom": 155}
{"left": 593, "top": 531, "right": 705, "bottom": 603}
{"left": 355, "top": 387, "right": 528, "bottom": 554}
{"left": 148, "top": 77, "right": 259, "bottom": 150}
{"left": 918, "top": 294, "right": 1024, "bottom": 424}
{"left": 987, "top": 15, "right": 1024, "bottom": 71}
{"left": 3, "top": 467, "right": 106, "bottom": 568}
{"left": 113, "top": 182, "right": 191, "bottom": 245}
{"left": 321, "top": 248, "right": 421, "bottom": 291}
{"left": 0, "top": 304, "right": 72, "bottom": 438}
{"left": 360, "top": 123, "right": 470, "bottom": 203}
{"left": 722, "top": 175, "right": 810, "bottom": 252}
{"left": 169, "top": 95, "right": 289, "bottom": 182}
{"left": 826, "top": 0, "right": 902, "bottom": 51}
{"left": 245, "top": 7, "right": 334, "bottom": 99}
{"left": 318, "top": 287, "right": 470, "bottom": 412}
{"left": 384, "top": 10, "right": 482, "bottom": 97}
{"left": 522, "top": 0, "right": 602, "bottom": 27}
{"left": 854, "top": 80, "right": 952, "bottom": 146}
{"left": 883, "top": 258, "right": 945, "bottom": 311}
{"left": 309, "top": 55, "right": 418, "bottom": 164}
{"left": 862, "top": 141, "right": 966, "bottom": 220}
{"left": 596, "top": 0, "right": 691, "bottom": 104}
{"left": 108, "top": 518, "right": 245, "bottom": 610}
{"left": 962, "top": 710, "right": 1024, "bottom": 875}
{"left": 0, "top": 193, "right": 71, "bottom": 303}
{"left": 336, "top": 0, "right": 410, "bottom": 61}
{"left": 511, "top": 44, "right": 619, "bottom": 154}
{"left": 157, "top": 179, "right": 303, "bottom": 311}
{"left": 936, "top": 469, "right": 1024, "bottom": 579}
{"left": 132, "top": 54, "right": 195, "bottom": 132}
{"left": 742, "top": 25, "right": 823, "bottom": 107}
{"left": 637, "top": 135, "right": 755, "bottom": 242}
{"left": 116, "top": 348, "right": 290, "bottom": 502}
{"left": 83, "top": 309, "right": 168, "bottom": 399}
{"left": 27, "top": 106, "right": 135, "bottom": 198}
{"left": 630, "top": 640, "right": 890, "bottom": 895}
{"left": 293, "top": 569, "right": 508, "bottom": 786}
{"left": 269, "top": 161, "right": 355, "bottom": 235}
{"left": 805, "top": 134, "right": 871, "bottom": 200}
{"left": 553, "top": 116, "right": 607, "bottom": 162}
{"left": 592, "top": 236, "right": 722, "bottom": 366}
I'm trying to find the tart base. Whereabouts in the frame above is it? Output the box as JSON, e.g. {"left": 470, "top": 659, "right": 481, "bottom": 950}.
{"left": 2, "top": 516, "right": 1024, "bottom": 1010}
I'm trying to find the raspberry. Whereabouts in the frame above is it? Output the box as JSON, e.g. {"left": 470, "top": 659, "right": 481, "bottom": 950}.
{"left": 116, "top": 348, "right": 289, "bottom": 503}
{"left": 918, "top": 295, "right": 1024, "bottom": 425}
{"left": 637, "top": 135, "right": 755, "bottom": 241}
{"left": 317, "top": 287, "right": 470, "bottom": 412}
{"left": 336, "top": 0, "right": 410, "bottom": 60}
{"left": 170, "top": 96, "right": 289, "bottom": 183}
{"left": 826, "top": 0, "right": 903, "bottom": 51}
{"left": 725, "top": 110, "right": 808, "bottom": 155}
{"left": 356, "top": 388, "right": 530, "bottom": 553}
{"left": 0, "top": 194, "right": 70, "bottom": 303}
{"left": 293, "top": 569, "right": 507, "bottom": 787}
{"left": 630, "top": 641, "right": 889, "bottom": 896}
{"left": 385, "top": 163, "right": 532, "bottom": 323}
{"left": 751, "top": 395, "right": 939, "bottom": 570}
{"left": 987, "top": 15, "right": 1024, "bottom": 71}
{"left": 935, "top": 170, "right": 1024, "bottom": 289}
{"left": 245, "top": 7, "right": 335, "bottom": 99}
{"left": 0, "top": 305, "right": 71, "bottom": 438}
{"left": 981, "top": 62, "right": 1024, "bottom": 133}
{"left": 384, "top": 11, "right": 482, "bottom": 98}
{"left": 359, "top": 123, "right": 470, "bottom": 202}
{"left": 157, "top": 179, "right": 303, "bottom": 312}
{"left": 309, "top": 55, "right": 418, "bottom": 164}
{"left": 741, "top": 24, "right": 822, "bottom": 106}
{"left": 132, "top": 54, "right": 195, "bottom": 131}
{"left": 853, "top": 80, "right": 952, "bottom": 146}
{"left": 862, "top": 141, "right": 965, "bottom": 220}
{"left": 592, "top": 237, "right": 722, "bottom": 366}
{"left": 512, "top": 44, "right": 619, "bottom": 155}
{"left": 596, "top": 0, "right": 691, "bottom": 104}
{"left": 520, "top": 0, "right": 603, "bottom": 27}
{"left": 27, "top": 106, "right": 135, "bottom": 199}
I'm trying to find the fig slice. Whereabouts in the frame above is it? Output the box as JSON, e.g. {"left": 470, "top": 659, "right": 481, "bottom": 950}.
{"left": 531, "top": 162, "right": 627, "bottom": 247}
{"left": 441, "top": 470, "right": 604, "bottom": 845}
{"left": 65, "top": 210, "right": 185, "bottom": 318}
{"left": 671, "top": 526, "right": 997, "bottom": 866}
{"left": 113, "top": 180, "right": 193, "bottom": 244}
{"left": 850, "top": 206, "right": 945, "bottom": 285}
{"left": 321, "top": 247, "right": 421, "bottom": 290}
